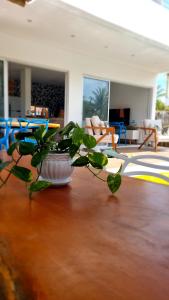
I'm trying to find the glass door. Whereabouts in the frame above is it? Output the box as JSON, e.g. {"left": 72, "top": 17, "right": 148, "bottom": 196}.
{"left": 83, "top": 76, "right": 110, "bottom": 121}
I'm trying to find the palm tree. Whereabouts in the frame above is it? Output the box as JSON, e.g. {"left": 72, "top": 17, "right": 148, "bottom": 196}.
{"left": 89, "top": 87, "right": 108, "bottom": 120}
{"left": 156, "top": 84, "right": 167, "bottom": 111}
{"left": 156, "top": 99, "right": 166, "bottom": 111}
{"left": 83, "top": 96, "right": 95, "bottom": 118}
{"left": 156, "top": 84, "right": 166, "bottom": 99}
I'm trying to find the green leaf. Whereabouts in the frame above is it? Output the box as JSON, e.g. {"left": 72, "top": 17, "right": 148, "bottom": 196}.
{"left": 72, "top": 156, "right": 89, "bottom": 167}
{"left": 19, "top": 142, "right": 36, "bottom": 156}
{"left": 107, "top": 173, "right": 121, "bottom": 193}
{"left": 83, "top": 134, "right": 97, "bottom": 149}
{"left": 72, "top": 127, "right": 84, "bottom": 146}
{"left": 69, "top": 144, "right": 79, "bottom": 158}
{"left": 60, "top": 121, "right": 76, "bottom": 136}
{"left": 34, "top": 126, "right": 47, "bottom": 142}
{"left": 88, "top": 152, "right": 108, "bottom": 169}
{"left": 29, "top": 180, "right": 52, "bottom": 192}
{"left": 44, "top": 128, "right": 58, "bottom": 141}
{"left": 31, "top": 149, "right": 49, "bottom": 167}
{"left": 58, "top": 138, "right": 72, "bottom": 151}
{"left": 0, "top": 161, "right": 11, "bottom": 172}
{"left": 10, "top": 166, "right": 33, "bottom": 182}
{"left": 7, "top": 142, "right": 17, "bottom": 156}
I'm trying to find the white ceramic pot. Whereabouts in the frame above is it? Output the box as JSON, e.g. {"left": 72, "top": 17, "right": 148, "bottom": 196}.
{"left": 39, "top": 152, "right": 74, "bottom": 185}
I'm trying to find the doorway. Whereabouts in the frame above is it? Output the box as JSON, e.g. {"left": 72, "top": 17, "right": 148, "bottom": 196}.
{"left": 8, "top": 62, "right": 66, "bottom": 127}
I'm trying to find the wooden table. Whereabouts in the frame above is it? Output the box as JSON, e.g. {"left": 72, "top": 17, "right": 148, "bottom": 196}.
{"left": 0, "top": 168, "right": 169, "bottom": 299}
{"left": 9, "top": 121, "right": 60, "bottom": 129}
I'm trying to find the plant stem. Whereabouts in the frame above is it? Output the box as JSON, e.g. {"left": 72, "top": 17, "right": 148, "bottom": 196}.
{"left": 35, "top": 161, "right": 42, "bottom": 182}
{"left": 0, "top": 155, "right": 22, "bottom": 187}
{"left": 86, "top": 166, "right": 106, "bottom": 182}
{"left": 77, "top": 149, "right": 106, "bottom": 182}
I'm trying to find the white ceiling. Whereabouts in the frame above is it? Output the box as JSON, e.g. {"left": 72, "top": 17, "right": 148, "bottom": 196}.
{"left": 1, "top": 0, "right": 169, "bottom": 73}
{"left": 8, "top": 62, "right": 65, "bottom": 85}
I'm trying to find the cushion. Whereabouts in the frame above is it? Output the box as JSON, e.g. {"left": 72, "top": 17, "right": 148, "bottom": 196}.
{"left": 154, "top": 120, "right": 162, "bottom": 133}
{"left": 143, "top": 119, "right": 162, "bottom": 133}
{"left": 158, "top": 135, "right": 169, "bottom": 142}
{"left": 91, "top": 116, "right": 101, "bottom": 135}
{"left": 95, "top": 134, "right": 119, "bottom": 144}
{"left": 85, "top": 118, "right": 94, "bottom": 135}
{"left": 100, "top": 121, "right": 106, "bottom": 134}
{"left": 143, "top": 119, "right": 150, "bottom": 129}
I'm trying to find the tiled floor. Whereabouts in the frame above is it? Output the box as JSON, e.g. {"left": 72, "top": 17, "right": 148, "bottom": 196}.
{"left": 118, "top": 144, "right": 169, "bottom": 155}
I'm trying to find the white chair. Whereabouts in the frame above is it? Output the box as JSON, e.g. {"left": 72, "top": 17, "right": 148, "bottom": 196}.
{"left": 85, "top": 116, "right": 119, "bottom": 150}
{"left": 121, "top": 154, "right": 169, "bottom": 184}
{"left": 104, "top": 150, "right": 169, "bottom": 185}
{"left": 138, "top": 119, "right": 169, "bottom": 151}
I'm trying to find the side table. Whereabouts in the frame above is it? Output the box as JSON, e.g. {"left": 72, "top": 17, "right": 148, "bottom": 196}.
{"left": 121, "top": 129, "right": 139, "bottom": 144}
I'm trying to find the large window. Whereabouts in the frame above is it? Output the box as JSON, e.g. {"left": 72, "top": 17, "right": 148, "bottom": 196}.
{"left": 83, "top": 76, "right": 109, "bottom": 121}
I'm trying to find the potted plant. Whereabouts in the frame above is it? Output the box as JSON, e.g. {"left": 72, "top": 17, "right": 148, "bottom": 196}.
{"left": 0, "top": 122, "right": 121, "bottom": 198}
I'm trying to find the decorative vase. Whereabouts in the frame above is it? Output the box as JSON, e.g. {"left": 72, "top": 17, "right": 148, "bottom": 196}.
{"left": 39, "top": 153, "right": 74, "bottom": 185}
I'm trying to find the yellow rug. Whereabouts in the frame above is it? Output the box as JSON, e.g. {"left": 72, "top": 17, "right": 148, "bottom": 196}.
{"left": 135, "top": 172, "right": 169, "bottom": 186}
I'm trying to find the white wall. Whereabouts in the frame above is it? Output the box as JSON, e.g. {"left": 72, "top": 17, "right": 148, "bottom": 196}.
{"left": 110, "top": 82, "right": 153, "bottom": 124}
{"left": 21, "top": 67, "right": 32, "bottom": 116}
{"left": 0, "top": 31, "right": 156, "bottom": 124}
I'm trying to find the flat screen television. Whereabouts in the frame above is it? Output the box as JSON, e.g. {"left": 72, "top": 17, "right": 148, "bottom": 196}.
{"left": 109, "top": 108, "right": 130, "bottom": 126}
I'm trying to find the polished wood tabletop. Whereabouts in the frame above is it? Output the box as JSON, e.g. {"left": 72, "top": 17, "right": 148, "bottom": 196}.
{"left": 0, "top": 166, "right": 169, "bottom": 300}
{"left": 9, "top": 121, "right": 60, "bottom": 129}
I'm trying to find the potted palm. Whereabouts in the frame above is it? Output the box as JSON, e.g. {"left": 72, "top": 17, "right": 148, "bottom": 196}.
{"left": 0, "top": 122, "right": 121, "bottom": 198}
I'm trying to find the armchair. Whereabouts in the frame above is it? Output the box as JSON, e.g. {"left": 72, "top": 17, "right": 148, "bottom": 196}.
{"left": 85, "top": 116, "right": 119, "bottom": 150}
{"left": 138, "top": 119, "right": 169, "bottom": 151}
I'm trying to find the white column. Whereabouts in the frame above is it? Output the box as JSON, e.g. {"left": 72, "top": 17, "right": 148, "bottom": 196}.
{"left": 167, "top": 73, "right": 169, "bottom": 99}
{"left": 3, "top": 60, "right": 8, "bottom": 118}
{"left": 65, "top": 70, "right": 83, "bottom": 125}
{"left": 149, "top": 83, "right": 157, "bottom": 120}
{"left": 20, "top": 67, "right": 31, "bottom": 116}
